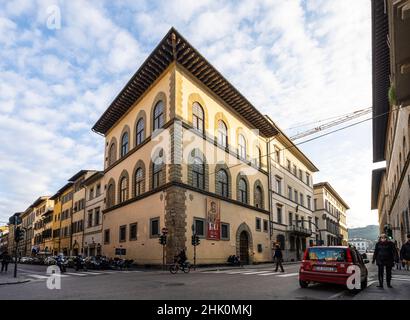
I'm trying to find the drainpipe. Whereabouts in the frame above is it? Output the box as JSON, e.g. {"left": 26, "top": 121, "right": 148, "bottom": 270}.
{"left": 82, "top": 185, "right": 87, "bottom": 256}
{"left": 267, "top": 136, "right": 273, "bottom": 242}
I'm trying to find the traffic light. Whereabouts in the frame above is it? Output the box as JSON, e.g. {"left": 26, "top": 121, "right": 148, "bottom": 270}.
{"left": 159, "top": 234, "right": 167, "bottom": 245}
{"left": 14, "top": 227, "right": 24, "bottom": 243}
{"left": 191, "top": 235, "right": 200, "bottom": 246}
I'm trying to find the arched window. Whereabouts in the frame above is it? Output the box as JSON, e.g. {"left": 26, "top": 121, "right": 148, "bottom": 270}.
{"left": 255, "top": 147, "right": 262, "bottom": 168}
{"left": 192, "top": 157, "right": 204, "bottom": 189}
{"left": 121, "top": 132, "right": 129, "bottom": 157}
{"left": 108, "top": 143, "right": 116, "bottom": 166}
{"left": 107, "top": 183, "right": 115, "bottom": 208}
{"left": 238, "top": 178, "right": 247, "bottom": 203}
{"left": 136, "top": 118, "right": 144, "bottom": 146}
{"left": 254, "top": 186, "right": 263, "bottom": 208}
{"left": 217, "top": 120, "right": 228, "bottom": 147}
{"left": 153, "top": 101, "right": 164, "bottom": 131}
{"left": 120, "top": 177, "right": 128, "bottom": 203}
{"left": 238, "top": 134, "right": 246, "bottom": 159}
{"left": 216, "top": 169, "right": 228, "bottom": 197}
{"left": 135, "top": 168, "right": 143, "bottom": 196}
{"left": 152, "top": 153, "right": 164, "bottom": 189}
{"left": 192, "top": 102, "right": 204, "bottom": 133}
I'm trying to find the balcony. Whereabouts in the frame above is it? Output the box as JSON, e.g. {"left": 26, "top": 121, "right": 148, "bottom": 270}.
{"left": 287, "top": 225, "right": 312, "bottom": 237}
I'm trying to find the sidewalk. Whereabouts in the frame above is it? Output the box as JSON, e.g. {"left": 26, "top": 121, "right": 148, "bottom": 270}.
{"left": 196, "top": 261, "right": 300, "bottom": 272}
{"left": 0, "top": 271, "right": 30, "bottom": 285}
{"left": 354, "top": 269, "right": 410, "bottom": 300}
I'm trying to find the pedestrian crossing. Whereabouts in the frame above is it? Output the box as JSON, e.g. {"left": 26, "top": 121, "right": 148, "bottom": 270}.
{"left": 21, "top": 270, "right": 142, "bottom": 282}
{"left": 203, "top": 269, "right": 299, "bottom": 278}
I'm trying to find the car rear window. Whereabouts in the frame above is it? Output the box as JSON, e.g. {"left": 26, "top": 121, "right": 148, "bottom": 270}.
{"left": 307, "top": 248, "right": 347, "bottom": 262}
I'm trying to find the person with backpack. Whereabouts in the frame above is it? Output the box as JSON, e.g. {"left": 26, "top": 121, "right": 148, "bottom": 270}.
{"left": 400, "top": 234, "right": 410, "bottom": 271}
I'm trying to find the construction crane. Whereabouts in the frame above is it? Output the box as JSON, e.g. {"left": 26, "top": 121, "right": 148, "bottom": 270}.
{"left": 289, "top": 107, "right": 372, "bottom": 141}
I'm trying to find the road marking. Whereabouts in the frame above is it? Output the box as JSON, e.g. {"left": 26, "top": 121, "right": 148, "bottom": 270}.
{"left": 27, "top": 274, "right": 48, "bottom": 279}
{"left": 391, "top": 277, "right": 410, "bottom": 281}
{"left": 82, "top": 272, "right": 103, "bottom": 275}
{"left": 276, "top": 272, "right": 298, "bottom": 277}
{"left": 65, "top": 272, "right": 87, "bottom": 276}
{"left": 241, "top": 271, "right": 274, "bottom": 275}
{"left": 258, "top": 272, "right": 280, "bottom": 276}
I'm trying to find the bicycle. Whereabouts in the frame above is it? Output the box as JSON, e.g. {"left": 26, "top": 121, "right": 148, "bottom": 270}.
{"left": 169, "top": 261, "right": 191, "bottom": 274}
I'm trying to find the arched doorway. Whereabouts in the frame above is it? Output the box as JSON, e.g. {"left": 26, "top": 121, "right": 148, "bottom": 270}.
{"left": 239, "top": 231, "right": 249, "bottom": 264}
{"left": 236, "top": 223, "right": 253, "bottom": 264}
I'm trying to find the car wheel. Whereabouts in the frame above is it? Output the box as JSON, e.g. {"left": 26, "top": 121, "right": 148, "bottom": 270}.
{"left": 299, "top": 280, "right": 309, "bottom": 288}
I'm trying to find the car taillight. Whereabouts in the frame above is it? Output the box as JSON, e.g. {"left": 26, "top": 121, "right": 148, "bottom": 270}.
{"left": 302, "top": 249, "right": 308, "bottom": 261}
{"left": 346, "top": 249, "right": 353, "bottom": 263}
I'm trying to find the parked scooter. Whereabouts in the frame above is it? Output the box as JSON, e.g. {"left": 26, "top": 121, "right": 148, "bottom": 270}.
{"left": 74, "top": 255, "right": 88, "bottom": 271}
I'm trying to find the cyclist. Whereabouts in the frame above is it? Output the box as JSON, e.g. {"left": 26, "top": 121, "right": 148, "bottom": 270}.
{"left": 175, "top": 249, "right": 187, "bottom": 267}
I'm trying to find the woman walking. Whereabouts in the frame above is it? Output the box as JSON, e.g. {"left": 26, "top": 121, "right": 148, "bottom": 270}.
{"left": 372, "top": 234, "right": 397, "bottom": 288}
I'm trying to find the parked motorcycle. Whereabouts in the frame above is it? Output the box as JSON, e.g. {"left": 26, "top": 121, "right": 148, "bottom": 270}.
{"left": 74, "top": 256, "right": 88, "bottom": 271}
{"left": 56, "top": 256, "right": 67, "bottom": 273}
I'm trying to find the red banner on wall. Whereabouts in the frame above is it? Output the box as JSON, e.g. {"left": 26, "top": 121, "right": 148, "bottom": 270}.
{"left": 206, "top": 198, "right": 220, "bottom": 240}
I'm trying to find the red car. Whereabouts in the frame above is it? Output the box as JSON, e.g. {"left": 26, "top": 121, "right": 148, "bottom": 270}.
{"left": 299, "top": 246, "right": 369, "bottom": 291}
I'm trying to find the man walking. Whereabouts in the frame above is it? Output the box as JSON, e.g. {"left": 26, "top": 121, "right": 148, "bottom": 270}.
{"left": 400, "top": 234, "right": 410, "bottom": 271}
{"left": 372, "top": 234, "right": 397, "bottom": 288}
{"left": 273, "top": 244, "right": 284, "bottom": 273}
{"left": 1, "top": 251, "right": 11, "bottom": 272}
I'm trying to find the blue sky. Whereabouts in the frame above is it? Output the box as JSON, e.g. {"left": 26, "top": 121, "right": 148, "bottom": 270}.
{"left": 0, "top": 0, "right": 381, "bottom": 227}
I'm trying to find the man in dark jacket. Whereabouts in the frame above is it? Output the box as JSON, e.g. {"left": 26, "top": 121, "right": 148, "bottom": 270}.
{"left": 273, "top": 244, "right": 284, "bottom": 272}
{"left": 400, "top": 234, "right": 410, "bottom": 271}
{"left": 372, "top": 234, "right": 397, "bottom": 288}
{"left": 1, "top": 251, "right": 11, "bottom": 272}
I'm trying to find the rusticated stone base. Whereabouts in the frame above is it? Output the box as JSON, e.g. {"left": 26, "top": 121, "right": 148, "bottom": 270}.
{"left": 164, "top": 185, "right": 187, "bottom": 263}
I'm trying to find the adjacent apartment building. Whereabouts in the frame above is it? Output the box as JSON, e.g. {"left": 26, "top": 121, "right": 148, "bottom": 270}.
{"left": 83, "top": 171, "right": 104, "bottom": 256}
{"left": 268, "top": 125, "right": 319, "bottom": 261}
{"left": 314, "top": 182, "right": 349, "bottom": 246}
{"left": 92, "top": 28, "right": 319, "bottom": 265}
{"left": 371, "top": 0, "right": 410, "bottom": 248}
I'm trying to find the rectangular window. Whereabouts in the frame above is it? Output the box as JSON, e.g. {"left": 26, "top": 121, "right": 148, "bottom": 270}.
{"left": 299, "top": 169, "right": 303, "bottom": 180}
{"left": 300, "top": 193, "right": 304, "bottom": 206}
{"left": 314, "top": 199, "right": 317, "bottom": 211}
{"left": 150, "top": 218, "right": 160, "bottom": 238}
{"left": 306, "top": 173, "right": 310, "bottom": 186}
{"left": 96, "top": 184, "right": 101, "bottom": 197}
{"left": 277, "top": 206, "right": 282, "bottom": 224}
{"left": 221, "top": 223, "right": 230, "bottom": 240}
{"left": 275, "top": 177, "right": 282, "bottom": 195}
{"left": 129, "top": 223, "right": 137, "bottom": 241}
{"left": 89, "top": 188, "right": 94, "bottom": 200}
{"left": 263, "top": 220, "right": 268, "bottom": 232}
{"left": 287, "top": 159, "right": 291, "bottom": 171}
{"left": 289, "top": 212, "right": 293, "bottom": 226}
{"left": 308, "top": 217, "right": 312, "bottom": 230}
{"left": 104, "top": 229, "right": 110, "bottom": 244}
{"left": 88, "top": 211, "right": 93, "bottom": 228}
{"left": 307, "top": 196, "right": 311, "bottom": 210}
{"left": 288, "top": 186, "right": 292, "bottom": 200}
{"left": 119, "top": 225, "right": 126, "bottom": 242}
{"left": 293, "top": 165, "right": 297, "bottom": 175}
{"left": 94, "top": 208, "right": 100, "bottom": 226}
{"left": 275, "top": 148, "right": 280, "bottom": 163}
{"left": 194, "top": 218, "right": 205, "bottom": 237}
{"left": 256, "top": 217, "right": 261, "bottom": 231}
{"left": 294, "top": 190, "right": 298, "bottom": 203}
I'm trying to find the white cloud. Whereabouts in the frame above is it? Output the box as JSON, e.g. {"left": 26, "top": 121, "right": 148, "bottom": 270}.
{"left": 0, "top": 0, "right": 375, "bottom": 229}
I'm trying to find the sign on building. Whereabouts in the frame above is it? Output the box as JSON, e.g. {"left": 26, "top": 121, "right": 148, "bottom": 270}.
{"left": 206, "top": 198, "right": 220, "bottom": 240}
